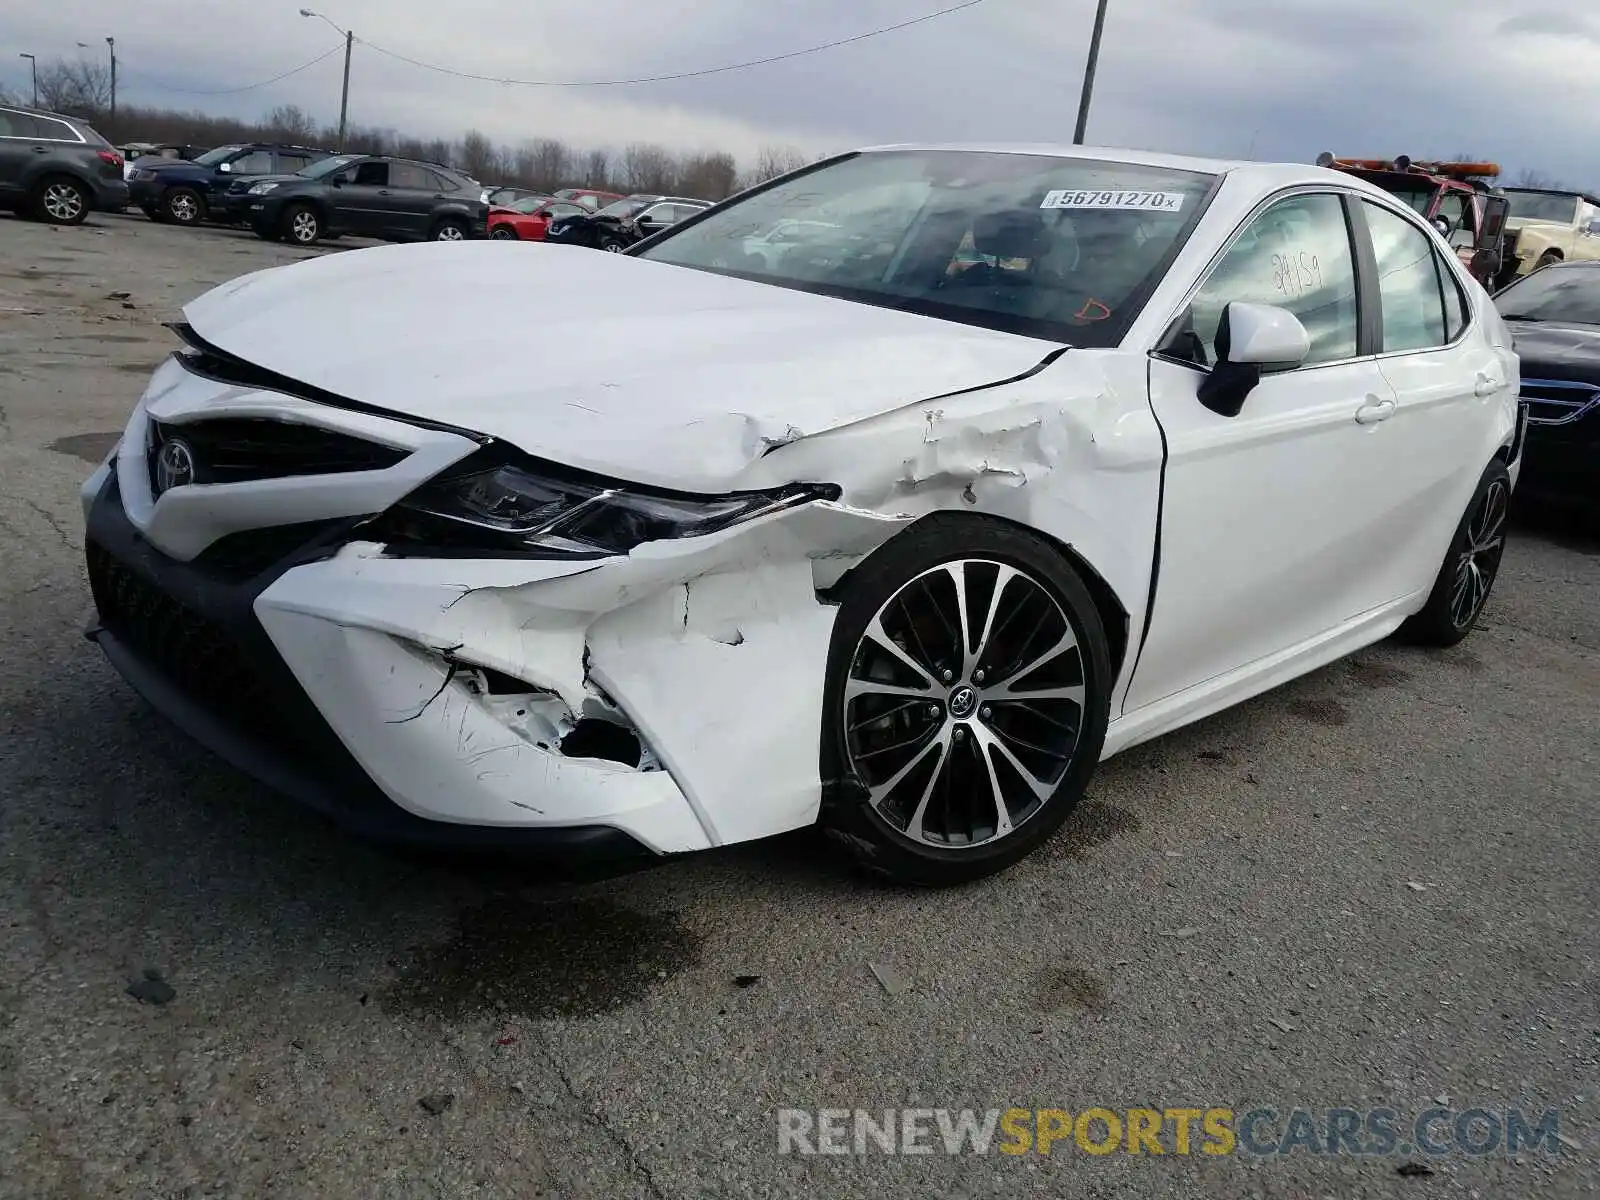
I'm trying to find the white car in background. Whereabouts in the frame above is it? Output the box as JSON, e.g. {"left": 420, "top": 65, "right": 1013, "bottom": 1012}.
{"left": 83, "top": 144, "right": 1521, "bottom": 886}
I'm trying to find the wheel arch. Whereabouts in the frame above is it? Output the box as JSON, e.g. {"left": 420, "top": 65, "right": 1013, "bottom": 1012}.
{"left": 821, "top": 509, "right": 1132, "bottom": 680}
{"left": 24, "top": 163, "right": 91, "bottom": 191}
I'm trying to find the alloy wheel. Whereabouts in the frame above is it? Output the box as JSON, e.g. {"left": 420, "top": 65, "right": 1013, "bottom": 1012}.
{"left": 603, "top": 241, "right": 625, "bottom": 252}
{"left": 841, "top": 560, "right": 1087, "bottom": 849}
{"left": 1450, "top": 478, "right": 1508, "bottom": 629}
{"left": 43, "top": 182, "right": 85, "bottom": 222}
{"left": 169, "top": 193, "right": 198, "bottom": 223}
{"left": 435, "top": 224, "right": 465, "bottom": 241}
{"left": 290, "top": 211, "right": 319, "bottom": 243}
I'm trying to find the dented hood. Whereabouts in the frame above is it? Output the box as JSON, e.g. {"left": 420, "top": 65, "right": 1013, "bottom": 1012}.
{"left": 182, "top": 241, "right": 1060, "bottom": 491}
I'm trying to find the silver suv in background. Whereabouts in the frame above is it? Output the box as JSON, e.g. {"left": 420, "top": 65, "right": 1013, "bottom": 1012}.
{"left": 0, "top": 104, "right": 128, "bottom": 224}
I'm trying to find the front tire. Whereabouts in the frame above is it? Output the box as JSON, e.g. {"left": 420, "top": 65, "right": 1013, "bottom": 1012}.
{"left": 1399, "top": 461, "right": 1511, "bottom": 647}
{"left": 163, "top": 186, "right": 205, "bottom": 226}
{"left": 282, "top": 204, "right": 322, "bottom": 246}
{"left": 818, "top": 514, "right": 1112, "bottom": 886}
{"left": 599, "top": 236, "right": 626, "bottom": 252}
{"left": 32, "top": 176, "right": 90, "bottom": 225}
{"left": 489, "top": 226, "right": 518, "bottom": 240}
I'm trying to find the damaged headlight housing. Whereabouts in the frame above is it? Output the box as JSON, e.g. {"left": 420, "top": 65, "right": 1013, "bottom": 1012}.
{"left": 374, "top": 456, "right": 839, "bottom": 557}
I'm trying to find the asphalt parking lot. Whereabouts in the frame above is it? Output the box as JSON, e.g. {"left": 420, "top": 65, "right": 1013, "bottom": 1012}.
{"left": 1, "top": 209, "right": 1596, "bottom": 1199}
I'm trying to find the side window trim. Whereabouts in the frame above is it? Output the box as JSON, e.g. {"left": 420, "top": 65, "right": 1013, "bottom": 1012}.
{"left": 1344, "top": 193, "right": 1383, "bottom": 357}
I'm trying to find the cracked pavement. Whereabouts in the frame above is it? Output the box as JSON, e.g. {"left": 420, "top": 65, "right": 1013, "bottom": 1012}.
{"left": 0, "top": 211, "right": 1596, "bottom": 1198}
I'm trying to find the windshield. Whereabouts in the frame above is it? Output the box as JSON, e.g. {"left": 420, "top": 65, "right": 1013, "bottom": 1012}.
{"left": 595, "top": 197, "right": 648, "bottom": 219}
{"left": 1503, "top": 190, "right": 1579, "bottom": 224}
{"left": 510, "top": 195, "right": 554, "bottom": 213}
{"left": 637, "top": 150, "right": 1218, "bottom": 346}
{"left": 299, "top": 154, "right": 361, "bottom": 180}
{"left": 193, "top": 144, "right": 247, "bottom": 167}
{"left": 1495, "top": 265, "right": 1600, "bottom": 324}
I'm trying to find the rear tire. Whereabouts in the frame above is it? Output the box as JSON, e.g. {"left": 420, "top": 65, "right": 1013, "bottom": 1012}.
{"left": 1399, "top": 461, "right": 1511, "bottom": 647}
{"left": 1536, "top": 250, "right": 1562, "bottom": 271}
{"left": 818, "top": 513, "right": 1113, "bottom": 887}
{"left": 32, "top": 176, "right": 90, "bottom": 225}
{"left": 430, "top": 218, "right": 469, "bottom": 242}
{"left": 163, "top": 186, "right": 205, "bottom": 226}
{"left": 599, "top": 236, "right": 626, "bottom": 252}
{"left": 490, "top": 226, "right": 518, "bottom": 240}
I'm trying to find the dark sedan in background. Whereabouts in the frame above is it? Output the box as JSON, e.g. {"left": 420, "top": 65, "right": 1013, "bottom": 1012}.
{"left": 245, "top": 154, "right": 488, "bottom": 246}
{"left": 1495, "top": 261, "right": 1600, "bottom": 521}
{"left": 544, "top": 193, "right": 711, "bottom": 251}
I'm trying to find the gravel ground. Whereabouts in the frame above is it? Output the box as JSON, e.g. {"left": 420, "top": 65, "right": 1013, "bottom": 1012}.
{"left": 1, "top": 210, "right": 1596, "bottom": 1199}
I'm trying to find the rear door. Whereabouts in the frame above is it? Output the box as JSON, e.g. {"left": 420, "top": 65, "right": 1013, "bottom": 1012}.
{"left": 1128, "top": 189, "right": 1414, "bottom": 712}
{"left": 1361, "top": 199, "right": 1511, "bottom": 591}
{"left": 377, "top": 162, "right": 443, "bottom": 238}
{"left": 0, "top": 109, "right": 41, "bottom": 196}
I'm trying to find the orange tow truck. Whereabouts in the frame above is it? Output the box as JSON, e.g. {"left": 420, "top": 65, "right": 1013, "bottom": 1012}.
{"left": 1314, "top": 154, "right": 1511, "bottom": 288}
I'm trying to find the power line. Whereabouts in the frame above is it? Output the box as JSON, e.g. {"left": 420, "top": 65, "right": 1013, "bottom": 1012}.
{"left": 119, "top": 43, "right": 343, "bottom": 96}
{"left": 355, "top": 0, "right": 990, "bottom": 87}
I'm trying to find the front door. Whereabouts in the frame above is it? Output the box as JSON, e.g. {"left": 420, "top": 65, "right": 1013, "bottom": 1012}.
{"left": 1127, "top": 190, "right": 1415, "bottom": 711}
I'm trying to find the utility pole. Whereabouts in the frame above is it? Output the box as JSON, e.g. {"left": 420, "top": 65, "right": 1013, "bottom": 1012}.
{"left": 300, "top": 10, "right": 353, "bottom": 151}
{"left": 338, "top": 28, "right": 352, "bottom": 151}
{"left": 1072, "top": 0, "right": 1111, "bottom": 145}
{"left": 106, "top": 36, "right": 116, "bottom": 125}
{"left": 19, "top": 53, "right": 37, "bottom": 107}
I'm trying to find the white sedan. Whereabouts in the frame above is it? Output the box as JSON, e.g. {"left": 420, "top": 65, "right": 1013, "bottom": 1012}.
{"left": 82, "top": 144, "right": 1522, "bottom": 885}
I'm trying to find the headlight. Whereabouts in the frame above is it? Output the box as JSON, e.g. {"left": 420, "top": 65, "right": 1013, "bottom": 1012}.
{"left": 248, "top": 181, "right": 281, "bottom": 195}
{"left": 374, "top": 457, "right": 837, "bottom": 557}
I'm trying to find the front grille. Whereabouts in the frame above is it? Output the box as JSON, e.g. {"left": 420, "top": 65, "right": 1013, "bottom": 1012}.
{"left": 147, "top": 417, "right": 408, "bottom": 487}
{"left": 87, "top": 543, "right": 311, "bottom": 750}
{"left": 192, "top": 519, "right": 347, "bottom": 582}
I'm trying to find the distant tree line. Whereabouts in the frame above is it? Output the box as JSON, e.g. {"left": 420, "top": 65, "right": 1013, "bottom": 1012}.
{"left": 2, "top": 56, "right": 817, "bottom": 198}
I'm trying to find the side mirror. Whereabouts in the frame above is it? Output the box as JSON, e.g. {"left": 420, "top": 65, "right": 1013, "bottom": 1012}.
{"left": 1197, "top": 302, "right": 1310, "bottom": 417}
{"left": 1432, "top": 216, "right": 1452, "bottom": 238}
{"left": 332, "top": 175, "right": 347, "bottom": 186}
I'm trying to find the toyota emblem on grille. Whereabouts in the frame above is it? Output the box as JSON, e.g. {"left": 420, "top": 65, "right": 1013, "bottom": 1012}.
{"left": 155, "top": 437, "right": 197, "bottom": 494}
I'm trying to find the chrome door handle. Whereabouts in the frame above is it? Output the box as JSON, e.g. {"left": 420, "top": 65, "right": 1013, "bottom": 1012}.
{"left": 1474, "top": 371, "right": 1504, "bottom": 397}
{"left": 1355, "top": 396, "right": 1397, "bottom": 424}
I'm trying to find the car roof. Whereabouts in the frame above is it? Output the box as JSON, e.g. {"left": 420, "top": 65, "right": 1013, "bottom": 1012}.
{"left": 850, "top": 142, "right": 1413, "bottom": 199}
{"left": 3, "top": 103, "right": 97, "bottom": 127}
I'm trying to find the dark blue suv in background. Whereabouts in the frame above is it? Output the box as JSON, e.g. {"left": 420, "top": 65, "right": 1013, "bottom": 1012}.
{"left": 128, "top": 142, "right": 331, "bottom": 226}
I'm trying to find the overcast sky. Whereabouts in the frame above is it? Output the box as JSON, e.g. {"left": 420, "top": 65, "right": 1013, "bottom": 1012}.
{"left": 5, "top": 0, "right": 1599, "bottom": 182}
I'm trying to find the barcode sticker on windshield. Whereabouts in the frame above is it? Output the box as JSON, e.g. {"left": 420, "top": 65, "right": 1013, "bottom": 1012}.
{"left": 1041, "top": 190, "right": 1186, "bottom": 213}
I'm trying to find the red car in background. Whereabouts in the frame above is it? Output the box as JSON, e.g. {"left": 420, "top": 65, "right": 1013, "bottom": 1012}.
{"left": 487, "top": 195, "right": 590, "bottom": 241}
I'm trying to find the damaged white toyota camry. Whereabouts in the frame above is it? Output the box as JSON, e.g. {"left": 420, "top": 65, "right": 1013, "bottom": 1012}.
{"left": 83, "top": 145, "right": 1523, "bottom": 885}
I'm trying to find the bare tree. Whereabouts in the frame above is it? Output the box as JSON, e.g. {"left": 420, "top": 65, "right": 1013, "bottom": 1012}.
{"left": 675, "top": 151, "right": 739, "bottom": 200}
{"left": 36, "top": 57, "right": 112, "bottom": 117}
{"left": 621, "top": 142, "right": 678, "bottom": 193}
{"left": 1510, "top": 167, "right": 1565, "bottom": 190}
{"left": 457, "top": 128, "right": 499, "bottom": 181}
{"left": 522, "top": 138, "right": 572, "bottom": 192}
{"left": 582, "top": 148, "right": 611, "bottom": 190}
{"left": 263, "top": 104, "right": 319, "bottom": 144}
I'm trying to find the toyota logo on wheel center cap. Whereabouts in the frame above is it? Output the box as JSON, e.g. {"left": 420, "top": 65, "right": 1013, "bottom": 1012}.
{"left": 948, "top": 684, "right": 979, "bottom": 719}
{"left": 155, "top": 438, "right": 197, "bottom": 495}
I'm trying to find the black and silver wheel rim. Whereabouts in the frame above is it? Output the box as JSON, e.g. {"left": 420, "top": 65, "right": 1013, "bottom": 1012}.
{"left": 169, "top": 192, "right": 198, "bottom": 223}
{"left": 604, "top": 241, "right": 624, "bottom": 252}
{"left": 1451, "top": 478, "right": 1507, "bottom": 629}
{"left": 490, "top": 228, "right": 515, "bottom": 240}
{"left": 436, "top": 224, "right": 465, "bottom": 241}
{"left": 842, "top": 560, "right": 1087, "bottom": 850}
{"left": 289, "top": 211, "right": 318, "bottom": 243}
{"left": 43, "top": 182, "right": 85, "bottom": 222}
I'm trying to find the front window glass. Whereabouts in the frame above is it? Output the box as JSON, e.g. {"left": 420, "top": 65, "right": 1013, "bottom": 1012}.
{"left": 1177, "top": 192, "right": 1358, "bottom": 366}
{"left": 299, "top": 154, "right": 360, "bottom": 179}
{"left": 1495, "top": 264, "right": 1600, "bottom": 324}
{"left": 1502, "top": 190, "right": 1579, "bottom": 224}
{"left": 639, "top": 150, "right": 1217, "bottom": 346}
{"left": 194, "top": 144, "right": 246, "bottom": 167}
